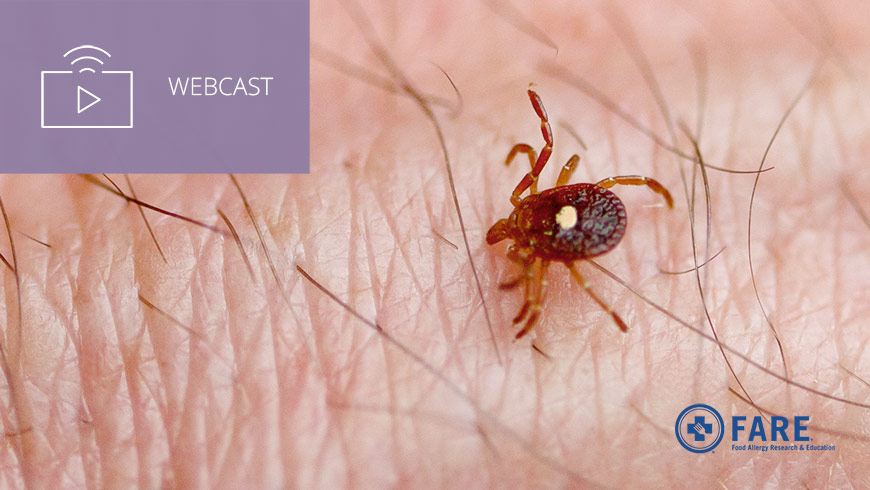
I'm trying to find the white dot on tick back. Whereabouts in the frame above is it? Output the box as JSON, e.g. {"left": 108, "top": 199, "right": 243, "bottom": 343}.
{"left": 555, "top": 205, "right": 578, "bottom": 230}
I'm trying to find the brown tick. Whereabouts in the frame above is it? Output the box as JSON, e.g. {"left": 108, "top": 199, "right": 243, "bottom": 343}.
{"left": 487, "top": 89, "right": 674, "bottom": 339}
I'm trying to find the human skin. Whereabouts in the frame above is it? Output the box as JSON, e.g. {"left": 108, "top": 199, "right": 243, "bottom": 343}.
{"left": 2, "top": 0, "right": 870, "bottom": 488}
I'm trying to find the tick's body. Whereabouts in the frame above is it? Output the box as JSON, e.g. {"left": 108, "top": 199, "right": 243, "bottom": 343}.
{"left": 488, "top": 89, "right": 673, "bottom": 339}
{"left": 487, "top": 183, "right": 627, "bottom": 261}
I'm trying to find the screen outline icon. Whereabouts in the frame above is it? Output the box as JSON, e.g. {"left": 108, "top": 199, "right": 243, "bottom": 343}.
{"left": 41, "top": 70, "right": 134, "bottom": 128}
{"left": 41, "top": 44, "right": 133, "bottom": 129}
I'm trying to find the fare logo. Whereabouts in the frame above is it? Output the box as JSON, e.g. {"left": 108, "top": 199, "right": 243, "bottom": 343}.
{"left": 675, "top": 404, "right": 836, "bottom": 454}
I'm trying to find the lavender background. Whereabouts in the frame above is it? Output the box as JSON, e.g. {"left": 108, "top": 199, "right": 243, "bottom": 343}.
{"left": 0, "top": 1, "right": 309, "bottom": 173}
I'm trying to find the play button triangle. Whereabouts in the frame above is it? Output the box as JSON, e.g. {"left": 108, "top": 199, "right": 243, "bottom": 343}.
{"left": 77, "top": 86, "right": 101, "bottom": 114}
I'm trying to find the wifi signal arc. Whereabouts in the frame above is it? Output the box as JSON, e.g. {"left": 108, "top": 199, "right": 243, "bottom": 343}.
{"left": 70, "top": 56, "right": 105, "bottom": 65}
{"left": 63, "top": 45, "right": 112, "bottom": 74}
{"left": 63, "top": 45, "right": 112, "bottom": 59}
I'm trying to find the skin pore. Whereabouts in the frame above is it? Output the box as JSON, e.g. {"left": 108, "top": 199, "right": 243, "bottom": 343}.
{"left": 2, "top": 0, "right": 870, "bottom": 488}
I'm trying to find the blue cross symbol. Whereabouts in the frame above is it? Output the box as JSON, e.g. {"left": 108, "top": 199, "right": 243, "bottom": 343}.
{"left": 686, "top": 416, "right": 712, "bottom": 441}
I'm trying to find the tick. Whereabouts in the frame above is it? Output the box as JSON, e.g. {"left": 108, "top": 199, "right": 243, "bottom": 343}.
{"left": 487, "top": 89, "right": 674, "bottom": 339}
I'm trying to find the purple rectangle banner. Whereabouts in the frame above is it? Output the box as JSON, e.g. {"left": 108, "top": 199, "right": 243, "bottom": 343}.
{"left": 0, "top": 1, "right": 310, "bottom": 173}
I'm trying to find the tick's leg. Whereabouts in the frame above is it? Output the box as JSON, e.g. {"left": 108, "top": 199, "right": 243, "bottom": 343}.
{"left": 500, "top": 245, "right": 531, "bottom": 289}
{"left": 509, "top": 90, "right": 554, "bottom": 206}
{"left": 567, "top": 263, "right": 628, "bottom": 332}
{"left": 555, "top": 154, "right": 580, "bottom": 187}
{"left": 515, "top": 260, "right": 551, "bottom": 339}
{"left": 505, "top": 144, "right": 539, "bottom": 195}
{"left": 595, "top": 175, "right": 674, "bottom": 208}
{"left": 511, "top": 260, "right": 535, "bottom": 324}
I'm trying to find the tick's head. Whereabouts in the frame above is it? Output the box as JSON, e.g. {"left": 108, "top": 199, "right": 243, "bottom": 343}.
{"left": 486, "top": 217, "right": 515, "bottom": 245}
